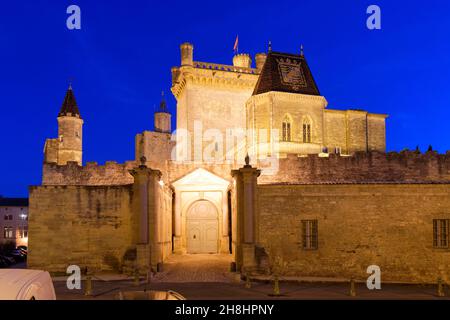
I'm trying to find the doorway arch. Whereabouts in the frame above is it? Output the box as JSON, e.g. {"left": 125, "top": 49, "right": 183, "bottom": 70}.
{"left": 186, "top": 200, "right": 219, "bottom": 254}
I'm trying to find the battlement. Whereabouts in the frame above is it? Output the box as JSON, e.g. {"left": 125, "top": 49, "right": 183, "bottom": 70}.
{"left": 42, "top": 160, "right": 136, "bottom": 186}
{"left": 258, "top": 150, "right": 450, "bottom": 184}
{"left": 193, "top": 61, "right": 257, "bottom": 75}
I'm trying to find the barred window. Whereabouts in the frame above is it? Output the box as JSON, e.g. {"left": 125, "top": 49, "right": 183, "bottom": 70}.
{"left": 302, "top": 220, "right": 318, "bottom": 250}
{"left": 433, "top": 219, "right": 449, "bottom": 248}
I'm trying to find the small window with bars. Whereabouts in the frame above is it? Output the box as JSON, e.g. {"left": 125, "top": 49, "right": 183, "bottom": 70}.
{"left": 302, "top": 220, "right": 318, "bottom": 250}
{"left": 433, "top": 219, "right": 449, "bottom": 249}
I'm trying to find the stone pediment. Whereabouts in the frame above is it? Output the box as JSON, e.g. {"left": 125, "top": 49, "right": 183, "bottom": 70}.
{"left": 172, "top": 168, "right": 229, "bottom": 189}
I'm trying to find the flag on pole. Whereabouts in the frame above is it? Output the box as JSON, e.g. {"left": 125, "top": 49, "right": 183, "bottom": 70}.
{"left": 233, "top": 35, "right": 239, "bottom": 54}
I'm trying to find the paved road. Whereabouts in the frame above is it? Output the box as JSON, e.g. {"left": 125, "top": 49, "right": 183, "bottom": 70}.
{"left": 54, "top": 279, "right": 449, "bottom": 300}
{"left": 52, "top": 254, "right": 450, "bottom": 300}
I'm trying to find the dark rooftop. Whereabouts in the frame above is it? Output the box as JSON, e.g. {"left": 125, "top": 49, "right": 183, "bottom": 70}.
{"left": 59, "top": 85, "right": 81, "bottom": 118}
{"left": 253, "top": 51, "right": 320, "bottom": 96}
{"left": 0, "top": 197, "right": 29, "bottom": 207}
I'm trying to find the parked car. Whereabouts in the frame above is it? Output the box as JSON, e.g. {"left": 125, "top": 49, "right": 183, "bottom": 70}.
{"left": 5, "top": 250, "right": 26, "bottom": 263}
{"left": 0, "top": 269, "right": 56, "bottom": 300}
{"left": 0, "top": 255, "right": 14, "bottom": 267}
{"left": 0, "top": 256, "right": 10, "bottom": 268}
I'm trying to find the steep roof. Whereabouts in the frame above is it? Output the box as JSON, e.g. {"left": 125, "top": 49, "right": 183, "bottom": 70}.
{"left": 58, "top": 85, "right": 81, "bottom": 118}
{"left": 156, "top": 91, "right": 170, "bottom": 114}
{"left": 253, "top": 51, "right": 320, "bottom": 96}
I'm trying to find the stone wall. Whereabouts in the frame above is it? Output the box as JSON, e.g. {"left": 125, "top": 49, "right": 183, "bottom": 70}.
{"left": 28, "top": 185, "right": 134, "bottom": 272}
{"left": 172, "top": 63, "right": 257, "bottom": 163}
{"left": 256, "top": 183, "right": 450, "bottom": 283}
{"left": 42, "top": 161, "right": 136, "bottom": 186}
{"left": 258, "top": 151, "right": 450, "bottom": 184}
{"left": 135, "top": 131, "right": 175, "bottom": 181}
{"left": 44, "top": 138, "right": 59, "bottom": 164}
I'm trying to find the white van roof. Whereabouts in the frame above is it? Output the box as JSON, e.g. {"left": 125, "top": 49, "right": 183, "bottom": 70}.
{"left": 0, "top": 269, "right": 51, "bottom": 299}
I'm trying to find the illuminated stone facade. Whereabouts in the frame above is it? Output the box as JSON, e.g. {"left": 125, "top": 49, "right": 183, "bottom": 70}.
{"left": 28, "top": 43, "right": 450, "bottom": 284}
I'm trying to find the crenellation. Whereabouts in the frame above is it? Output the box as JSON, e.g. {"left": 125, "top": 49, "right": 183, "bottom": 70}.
{"left": 42, "top": 161, "right": 135, "bottom": 186}
{"left": 259, "top": 151, "right": 450, "bottom": 184}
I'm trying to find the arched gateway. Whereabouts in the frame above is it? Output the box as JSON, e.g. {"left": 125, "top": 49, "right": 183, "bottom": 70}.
{"left": 171, "top": 168, "right": 231, "bottom": 255}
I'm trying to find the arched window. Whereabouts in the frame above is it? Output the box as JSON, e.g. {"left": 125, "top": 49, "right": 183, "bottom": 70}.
{"left": 282, "top": 115, "right": 291, "bottom": 142}
{"left": 302, "top": 117, "right": 312, "bottom": 143}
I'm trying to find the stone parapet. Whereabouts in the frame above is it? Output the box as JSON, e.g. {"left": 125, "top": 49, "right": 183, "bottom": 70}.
{"left": 42, "top": 161, "right": 136, "bottom": 186}
{"left": 258, "top": 150, "right": 450, "bottom": 184}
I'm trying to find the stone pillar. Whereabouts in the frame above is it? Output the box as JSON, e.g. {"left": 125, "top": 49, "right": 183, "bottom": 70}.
{"left": 130, "top": 166, "right": 150, "bottom": 244}
{"left": 173, "top": 192, "right": 183, "bottom": 253}
{"left": 129, "top": 161, "right": 163, "bottom": 272}
{"left": 221, "top": 189, "right": 230, "bottom": 253}
{"left": 148, "top": 170, "right": 163, "bottom": 271}
{"left": 231, "top": 159, "right": 260, "bottom": 273}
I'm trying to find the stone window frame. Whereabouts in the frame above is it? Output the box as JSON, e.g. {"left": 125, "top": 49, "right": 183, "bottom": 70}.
{"left": 282, "top": 114, "right": 292, "bottom": 142}
{"left": 302, "top": 219, "right": 318, "bottom": 250}
{"left": 433, "top": 219, "right": 449, "bottom": 249}
{"left": 302, "top": 116, "right": 312, "bottom": 143}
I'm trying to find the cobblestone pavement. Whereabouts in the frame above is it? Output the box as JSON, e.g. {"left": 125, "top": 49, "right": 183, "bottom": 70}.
{"left": 152, "top": 254, "right": 233, "bottom": 283}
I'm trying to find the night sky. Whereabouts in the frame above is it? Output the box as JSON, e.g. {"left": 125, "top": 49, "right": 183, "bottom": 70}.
{"left": 1, "top": 0, "right": 450, "bottom": 197}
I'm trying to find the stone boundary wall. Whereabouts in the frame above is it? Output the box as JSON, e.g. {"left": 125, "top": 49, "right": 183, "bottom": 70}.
{"left": 259, "top": 150, "right": 450, "bottom": 184}
{"left": 28, "top": 185, "right": 134, "bottom": 272}
{"left": 256, "top": 183, "right": 450, "bottom": 283}
{"left": 42, "top": 161, "right": 136, "bottom": 186}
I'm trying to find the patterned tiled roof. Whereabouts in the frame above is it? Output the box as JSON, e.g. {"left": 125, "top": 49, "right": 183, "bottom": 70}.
{"left": 253, "top": 51, "right": 320, "bottom": 96}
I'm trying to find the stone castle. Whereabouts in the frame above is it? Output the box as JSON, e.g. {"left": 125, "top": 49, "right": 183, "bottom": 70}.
{"left": 29, "top": 43, "right": 450, "bottom": 283}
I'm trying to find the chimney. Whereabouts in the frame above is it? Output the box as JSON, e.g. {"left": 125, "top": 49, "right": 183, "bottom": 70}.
{"left": 180, "top": 42, "right": 194, "bottom": 66}
{"left": 255, "top": 53, "right": 267, "bottom": 72}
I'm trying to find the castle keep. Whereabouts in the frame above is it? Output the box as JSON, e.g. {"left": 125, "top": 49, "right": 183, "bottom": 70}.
{"left": 28, "top": 43, "right": 450, "bottom": 283}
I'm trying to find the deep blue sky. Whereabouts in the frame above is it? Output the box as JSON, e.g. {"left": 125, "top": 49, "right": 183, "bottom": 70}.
{"left": 1, "top": 0, "right": 450, "bottom": 197}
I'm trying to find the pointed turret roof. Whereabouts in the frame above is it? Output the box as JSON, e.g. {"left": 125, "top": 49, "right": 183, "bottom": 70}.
{"left": 156, "top": 91, "right": 169, "bottom": 113}
{"left": 59, "top": 85, "right": 81, "bottom": 118}
{"left": 252, "top": 51, "right": 320, "bottom": 96}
